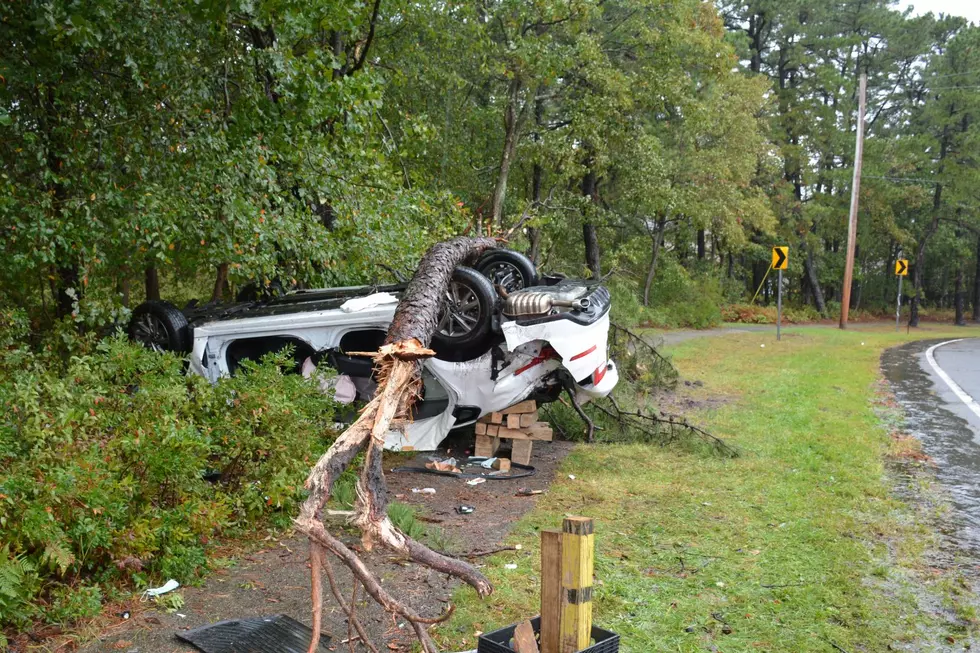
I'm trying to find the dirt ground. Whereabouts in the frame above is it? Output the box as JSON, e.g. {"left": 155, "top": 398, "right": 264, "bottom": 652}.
{"left": 76, "top": 433, "right": 573, "bottom": 653}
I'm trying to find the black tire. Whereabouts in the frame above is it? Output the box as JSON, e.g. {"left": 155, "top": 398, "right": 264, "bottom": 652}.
{"left": 431, "top": 266, "right": 496, "bottom": 351}
{"left": 128, "top": 300, "right": 190, "bottom": 353}
{"left": 475, "top": 249, "right": 538, "bottom": 293}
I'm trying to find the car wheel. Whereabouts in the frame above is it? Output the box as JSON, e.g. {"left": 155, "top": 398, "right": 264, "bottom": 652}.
{"left": 475, "top": 249, "right": 538, "bottom": 293}
{"left": 431, "top": 266, "right": 496, "bottom": 350}
{"left": 128, "top": 300, "right": 190, "bottom": 353}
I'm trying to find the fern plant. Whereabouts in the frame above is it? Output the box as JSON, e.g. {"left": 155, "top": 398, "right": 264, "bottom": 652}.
{"left": 0, "top": 545, "right": 40, "bottom": 629}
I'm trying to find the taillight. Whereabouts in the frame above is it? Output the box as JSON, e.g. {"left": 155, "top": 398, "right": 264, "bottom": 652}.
{"left": 592, "top": 362, "right": 608, "bottom": 385}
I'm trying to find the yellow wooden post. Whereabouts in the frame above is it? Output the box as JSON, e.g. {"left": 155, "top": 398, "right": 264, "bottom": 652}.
{"left": 560, "top": 517, "right": 594, "bottom": 652}
{"left": 539, "top": 529, "right": 563, "bottom": 653}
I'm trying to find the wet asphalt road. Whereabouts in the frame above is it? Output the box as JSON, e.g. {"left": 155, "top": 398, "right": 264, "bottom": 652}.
{"left": 882, "top": 338, "right": 980, "bottom": 552}
{"left": 930, "top": 339, "right": 980, "bottom": 430}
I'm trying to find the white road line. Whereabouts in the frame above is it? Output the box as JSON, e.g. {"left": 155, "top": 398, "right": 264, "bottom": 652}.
{"left": 925, "top": 339, "right": 980, "bottom": 421}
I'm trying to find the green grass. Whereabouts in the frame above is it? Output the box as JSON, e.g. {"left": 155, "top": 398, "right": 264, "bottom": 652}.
{"left": 437, "top": 324, "right": 980, "bottom": 652}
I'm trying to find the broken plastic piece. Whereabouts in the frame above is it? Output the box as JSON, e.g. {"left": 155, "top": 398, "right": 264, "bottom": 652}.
{"left": 466, "top": 478, "right": 486, "bottom": 486}
{"left": 457, "top": 505, "right": 475, "bottom": 515}
{"left": 480, "top": 457, "right": 497, "bottom": 469}
{"left": 426, "top": 457, "right": 460, "bottom": 473}
{"left": 339, "top": 291, "right": 398, "bottom": 313}
{"left": 141, "top": 579, "right": 179, "bottom": 600}
{"left": 411, "top": 487, "right": 436, "bottom": 494}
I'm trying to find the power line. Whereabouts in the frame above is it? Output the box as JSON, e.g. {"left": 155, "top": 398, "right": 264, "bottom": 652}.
{"left": 863, "top": 175, "right": 939, "bottom": 184}
{"left": 918, "top": 70, "right": 980, "bottom": 80}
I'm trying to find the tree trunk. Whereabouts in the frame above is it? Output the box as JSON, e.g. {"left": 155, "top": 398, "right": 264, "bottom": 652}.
{"left": 751, "top": 261, "right": 765, "bottom": 297}
{"left": 120, "top": 277, "right": 131, "bottom": 309}
{"left": 727, "top": 252, "right": 734, "bottom": 278}
{"left": 955, "top": 265, "right": 966, "bottom": 326}
{"left": 802, "top": 242, "right": 827, "bottom": 314}
{"left": 583, "top": 224, "right": 601, "bottom": 278}
{"left": 211, "top": 262, "right": 230, "bottom": 303}
{"left": 55, "top": 265, "right": 80, "bottom": 318}
{"left": 298, "top": 237, "right": 497, "bottom": 653}
{"left": 643, "top": 217, "right": 667, "bottom": 306}
{"left": 973, "top": 235, "right": 980, "bottom": 322}
{"left": 490, "top": 78, "right": 524, "bottom": 228}
{"left": 912, "top": 122, "right": 952, "bottom": 327}
{"left": 697, "top": 229, "right": 706, "bottom": 260}
{"left": 581, "top": 165, "right": 600, "bottom": 277}
{"left": 145, "top": 267, "right": 161, "bottom": 301}
{"left": 910, "top": 204, "right": 942, "bottom": 328}
{"left": 528, "top": 158, "right": 543, "bottom": 264}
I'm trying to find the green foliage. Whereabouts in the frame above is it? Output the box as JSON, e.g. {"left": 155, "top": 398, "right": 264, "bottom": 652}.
{"left": 0, "top": 334, "right": 338, "bottom": 629}
{"left": 608, "top": 259, "right": 724, "bottom": 330}
{"left": 0, "top": 546, "right": 41, "bottom": 630}
{"left": 721, "top": 303, "right": 822, "bottom": 325}
{"left": 157, "top": 591, "right": 186, "bottom": 614}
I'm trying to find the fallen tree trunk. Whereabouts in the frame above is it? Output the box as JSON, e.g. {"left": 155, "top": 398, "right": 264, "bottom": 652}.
{"left": 295, "top": 236, "right": 497, "bottom": 653}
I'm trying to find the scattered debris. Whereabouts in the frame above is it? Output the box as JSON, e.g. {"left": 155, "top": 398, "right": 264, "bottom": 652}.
{"left": 411, "top": 487, "right": 437, "bottom": 495}
{"left": 516, "top": 488, "right": 543, "bottom": 496}
{"left": 504, "top": 564, "right": 518, "bottom": 570}
{"left": 141, "top": 579, "right": 179, "bottom": 600}
{"left": 457, "top": 505, "right": 475, "bottom": 515}
{"left": 425, "top": 457, "right": 460, "bottom": 473}
{"left": 462, "top": 545, "right": 520, "bottom": 558}
{"left": 176, "top": 614, "right": 332, "bottom": 653}
{"left": 466, "top": 477, "right": 486, "bottom": 486}
{"left": 568, "top": 474, "right": 576, "bottom": 480}
{"left": 513, "top": 619, "right": 540, "bottom": 653}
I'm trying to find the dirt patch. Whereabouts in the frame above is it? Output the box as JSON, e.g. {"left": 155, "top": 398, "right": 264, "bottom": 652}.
{"left": 74, "top": 434, "right": 573, "bottom": 653}
{"left": 654, "top": 379, "right": 737, "bottom": 415}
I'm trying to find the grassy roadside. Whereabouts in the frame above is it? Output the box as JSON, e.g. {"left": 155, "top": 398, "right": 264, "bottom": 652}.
{"left": 437, "top": 324, "right": 980, "bottom": 652}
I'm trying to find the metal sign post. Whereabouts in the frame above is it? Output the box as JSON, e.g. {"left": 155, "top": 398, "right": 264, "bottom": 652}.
{"left": 895, "top": 258, "right": 908, "bottom": 331}
{"left": 777, "top": 268, "right": 782, "bottom": 341}
{"left": 896, "top": 274, "right": 903, "bottom": 332}
{"left": 771, "top": 247, "right": 788, "bottom": 342}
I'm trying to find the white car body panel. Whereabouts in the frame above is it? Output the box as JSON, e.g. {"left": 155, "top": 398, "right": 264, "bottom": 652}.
{"left": 186, "top": 289, "right": 616, "bottom": 452}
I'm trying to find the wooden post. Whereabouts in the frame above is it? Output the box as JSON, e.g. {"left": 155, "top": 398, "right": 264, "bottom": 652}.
{"left": 539, "top": 529, "right": 563, "bottom": 653}
{"left": 560, "top": 517, "right": 594, "bottom": 653}
{"left": 840, "top": 72, "right": 867, "bottom": 329}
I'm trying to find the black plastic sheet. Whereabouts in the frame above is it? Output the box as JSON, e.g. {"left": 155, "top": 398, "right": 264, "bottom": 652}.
{"left": 176, "top": 614, "right": 332, "bottom": 653}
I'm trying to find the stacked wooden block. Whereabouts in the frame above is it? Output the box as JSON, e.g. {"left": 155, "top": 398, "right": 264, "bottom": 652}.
{"left": 474, "top": 400, "right": 553, "bottom": 465}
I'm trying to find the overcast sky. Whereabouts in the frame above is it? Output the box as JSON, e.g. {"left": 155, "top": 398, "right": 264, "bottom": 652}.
{"left": 900, "top": 0, "right": 980, "bottom": 23}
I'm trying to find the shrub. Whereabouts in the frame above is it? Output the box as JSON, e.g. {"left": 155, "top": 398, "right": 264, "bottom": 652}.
{"left": 720, "top": 303, "right": 822, "bottom": 325}
{"left": 0, "top": 332, "right": 339, "bottom": 630}
{"left": 608, "top": 258, "right": 724, "bottom": 330}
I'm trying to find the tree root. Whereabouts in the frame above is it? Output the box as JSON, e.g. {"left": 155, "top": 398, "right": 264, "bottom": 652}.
{"left": 296, "top": 237, "right": 497, "bottom": 653}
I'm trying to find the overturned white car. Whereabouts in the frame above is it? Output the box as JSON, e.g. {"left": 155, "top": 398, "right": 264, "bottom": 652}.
{"left": 128, "top": 250, "right": 618, "bottom": 451}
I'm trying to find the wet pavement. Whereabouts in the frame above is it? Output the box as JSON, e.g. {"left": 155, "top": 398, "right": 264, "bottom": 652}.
{"left": 881, "top": 338, "right": 980, "bottom": 553}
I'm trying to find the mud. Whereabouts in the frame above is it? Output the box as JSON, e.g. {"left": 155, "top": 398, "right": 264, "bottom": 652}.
{"left": 74, "top": 434, "right": 573, "bottom": 653}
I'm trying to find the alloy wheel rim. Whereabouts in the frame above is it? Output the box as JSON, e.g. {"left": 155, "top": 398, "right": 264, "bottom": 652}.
{"left": 485, "top": 261, "right": 524, "bottom": 293}
{"left": 437, "top": 281, "right": 482, "bottom": 337}
{"left": 133, "top": 313, "right": 170, "bottom": 352}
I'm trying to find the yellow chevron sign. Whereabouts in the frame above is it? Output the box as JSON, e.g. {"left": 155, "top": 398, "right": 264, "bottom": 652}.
{"left": 895, "top": 259, "right": 908, "bottom": 276}
{"left": 771, "top": 246, "right": 788, "bottom": 270}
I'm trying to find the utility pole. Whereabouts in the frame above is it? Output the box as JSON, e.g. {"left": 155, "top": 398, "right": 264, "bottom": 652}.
{"left": 840, "top": 73, "right": 867, "bottom": 330}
